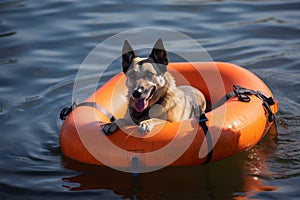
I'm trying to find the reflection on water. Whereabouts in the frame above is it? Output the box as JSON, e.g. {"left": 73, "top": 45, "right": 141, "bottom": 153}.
{"left": 1, "top": 0, "right": 300, "bottom": 199}
{"left": 60, "top": 124, "right": 278, "bottom": 199}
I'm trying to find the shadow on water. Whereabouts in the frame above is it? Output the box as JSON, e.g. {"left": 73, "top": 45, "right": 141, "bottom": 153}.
{"left": 60, "top": 124, "right": 278, "bottom": 199}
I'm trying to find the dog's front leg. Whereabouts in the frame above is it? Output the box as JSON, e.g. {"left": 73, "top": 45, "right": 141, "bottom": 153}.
{"left": 138, "top": 118, "right": 166, "bottom": 134}
{"left": 102, "top": 122, "right": 118, "bottom": 135}
{"left": 101, "top": 110, "right": 136, "bottom": 135}
{"left": 102, "top": 119, "right": 125, "bottom": 135}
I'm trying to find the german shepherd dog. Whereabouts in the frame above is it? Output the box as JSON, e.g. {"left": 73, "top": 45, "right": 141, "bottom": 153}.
{"left": 102, "top": 39, "right": 206, "bottom": 135}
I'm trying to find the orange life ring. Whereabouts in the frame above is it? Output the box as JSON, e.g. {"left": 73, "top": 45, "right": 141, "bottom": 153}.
{"left": 59, "top": 62, "right": 278, "bottom": 170}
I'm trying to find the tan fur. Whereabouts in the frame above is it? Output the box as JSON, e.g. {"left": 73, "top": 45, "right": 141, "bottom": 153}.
{"left": 102, "top": 39, "right": 206, "bottom": 135}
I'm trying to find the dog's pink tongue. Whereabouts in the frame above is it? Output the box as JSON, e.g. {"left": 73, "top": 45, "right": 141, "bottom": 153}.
{"left": 134, "top": 99, "right": 147, "bottom": 112}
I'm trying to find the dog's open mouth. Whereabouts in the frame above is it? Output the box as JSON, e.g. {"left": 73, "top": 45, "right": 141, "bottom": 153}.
{"left": 133, "top": 86, "right": 156, "bottom": 112}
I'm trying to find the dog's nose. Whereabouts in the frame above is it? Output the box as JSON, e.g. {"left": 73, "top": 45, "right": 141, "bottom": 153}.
{"left": 132, "top": 87, "right": 144, "bottom": 98}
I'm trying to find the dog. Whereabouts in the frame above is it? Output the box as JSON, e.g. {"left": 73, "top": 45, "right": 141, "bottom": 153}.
{"left": 102, "top": 39, "right": 206, "bottom": 135}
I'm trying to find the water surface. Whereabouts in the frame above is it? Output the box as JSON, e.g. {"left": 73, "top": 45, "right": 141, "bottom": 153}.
{"left": 0, "top": 0, "right": 299, "bottom": 199}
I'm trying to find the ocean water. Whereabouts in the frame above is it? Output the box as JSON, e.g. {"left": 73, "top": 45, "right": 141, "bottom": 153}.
{"left": 0, "top": 0, "right": 299, "bottom": 199}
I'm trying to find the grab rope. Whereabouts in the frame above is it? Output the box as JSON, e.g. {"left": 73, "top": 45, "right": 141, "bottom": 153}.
{"left": 198, "top": 85, "right": 276, "bottom": 163}
{"left": 232, "top": 85, "right": 275, "bottom": 122}
{"left": 60, "top": 101, "right": 115, "bottom": 122}
{"left": 60, "top": 101, "right": 78, "bottom": 120}
{"left": 213, "top": 85, "right": 276, "bottom": 122}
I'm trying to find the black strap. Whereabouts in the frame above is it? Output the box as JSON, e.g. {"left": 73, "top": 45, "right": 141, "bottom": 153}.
{"left": 213, "top": 85, "right": 275, "bottom": 122}
{"left": 198, "top": 113, "right": 213, "bottom": 164}
{"left": 60, "top": 101, "right": 115, "bottom": 122}
{"left": 232, "top": 85, "right": 275, "bottom": 122}
{"left": 212, "top": 91, "right": 236, "bottom": 109}
{"left": 198, "top": 85, "right": 276, "bottom": 163}
{"left": 60, "top": 101, "right": 77, "bottom": 120}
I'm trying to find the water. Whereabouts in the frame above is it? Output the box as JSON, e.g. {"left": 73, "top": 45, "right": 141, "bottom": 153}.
{"left": 1, "top": 0, "right": 299, "bottom": 199}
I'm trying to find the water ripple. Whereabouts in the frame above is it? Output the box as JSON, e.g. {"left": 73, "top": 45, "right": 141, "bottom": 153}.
{"left": 0, "top": 0, "right": 299, "bottom": 199}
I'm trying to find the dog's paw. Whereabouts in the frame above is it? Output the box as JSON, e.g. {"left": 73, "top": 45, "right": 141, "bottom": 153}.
{"left": 137, "top": 122, "right": 153, "bottom": 134}
{"left": 102, "top": 122, "right": 119, "bottom": 135}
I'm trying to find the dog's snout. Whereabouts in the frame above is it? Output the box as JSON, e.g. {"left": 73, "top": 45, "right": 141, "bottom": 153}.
{"left": 132, "top": 87, "right": 144, "bottom": 98}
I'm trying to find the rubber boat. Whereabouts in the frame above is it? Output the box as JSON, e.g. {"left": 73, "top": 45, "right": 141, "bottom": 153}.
{"left": 59, "top": 62, "right": 278, "bottom": 171}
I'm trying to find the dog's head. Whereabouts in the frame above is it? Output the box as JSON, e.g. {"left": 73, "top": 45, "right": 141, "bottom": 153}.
{"left": 122, "top": 39, "right": 169, "bottom": 113}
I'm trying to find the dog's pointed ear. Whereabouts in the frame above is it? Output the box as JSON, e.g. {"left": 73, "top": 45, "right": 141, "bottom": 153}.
{"left": 122, "top": 40, "right": 137, "bottom": 74}
{"left": 149, "top": 39, "right": 168, "bottom": 69}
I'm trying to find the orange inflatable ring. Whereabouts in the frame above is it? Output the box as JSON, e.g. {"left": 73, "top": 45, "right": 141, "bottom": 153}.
{"left": 59, "top": 62, "right": 278, "bottom": 170}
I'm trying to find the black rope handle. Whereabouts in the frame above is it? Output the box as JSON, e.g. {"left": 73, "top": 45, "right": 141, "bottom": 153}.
{"left": 60, "top": 101, "right": 78, "bottom": 120}
{"left": 233, "top": 85, "right": 275, "bottom": 122}
{"left": 60, "top": 105, "right": 73, "bottom": 120}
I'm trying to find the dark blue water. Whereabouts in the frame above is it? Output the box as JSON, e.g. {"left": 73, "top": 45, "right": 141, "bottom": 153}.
{"left": 1, "top": 0, "right": 299, "bottom": 199}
